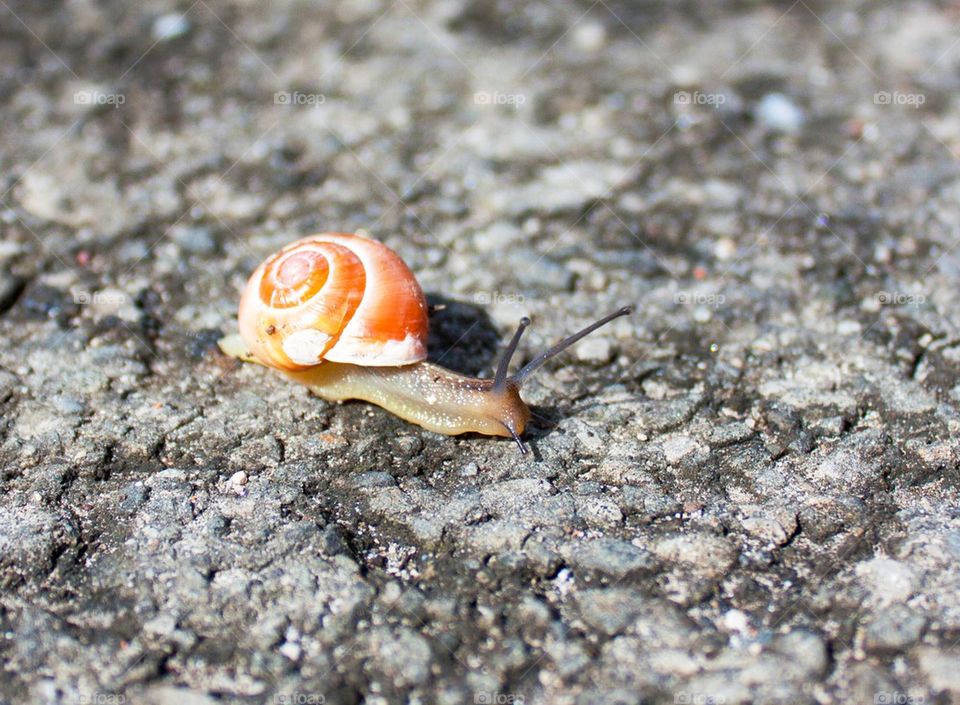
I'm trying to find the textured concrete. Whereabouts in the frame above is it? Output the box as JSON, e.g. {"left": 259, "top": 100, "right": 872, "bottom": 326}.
{"left": 2, "top": 1, "right": 960, "bottom": 704}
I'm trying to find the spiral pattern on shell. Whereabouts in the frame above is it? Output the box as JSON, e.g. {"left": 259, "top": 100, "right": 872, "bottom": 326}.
{"left": 238, "top": 233, "right": 429, "bottom": 371}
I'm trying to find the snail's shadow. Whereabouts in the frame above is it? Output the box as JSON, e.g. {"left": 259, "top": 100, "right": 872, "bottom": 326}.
{"left": 425, "top": 293, "right": 559, "bottom": 451}
{"left": 424, "top": 293, "right": 500, "bottom": 377}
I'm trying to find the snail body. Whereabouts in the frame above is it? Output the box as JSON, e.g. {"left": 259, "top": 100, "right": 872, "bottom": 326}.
{"left": 219, "top": 232, "right": 629, "bottom": 452}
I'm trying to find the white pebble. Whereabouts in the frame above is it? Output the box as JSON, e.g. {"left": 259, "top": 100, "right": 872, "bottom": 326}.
{"left": 152, "top": 13, "right": 191, "bottom": 42}
{"left": 573, "top": 21, "right": 607, "bottom": 52}
{"left": 279, "top": 642, "right": 301, "bottom": 661}
{"left": 575, "top": 336, "right": 612, "bottom": 363}
{"left": 855, "top": 557, "right": 917, "bottom": 606}
{"left": 662, "top": 435, "right": 703, "bottom": 464}
{"left": 756, "top": 93, "right": 804, "bottom": 133}
{"left": 720, "top": 609, "right": 751, "bottom": 635}
{"left": 714, "top": 238, "right": 737, "bottom": 260}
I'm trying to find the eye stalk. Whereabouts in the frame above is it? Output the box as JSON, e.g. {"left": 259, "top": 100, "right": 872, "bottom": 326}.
{"left": 488, "top": 306, "right": 634, "bottom": 453}
{"left": 505, "top": 306, "right": 633, "bottom": 388}
{"left": 492, "top": 316, "right": 531, "bottom": 393}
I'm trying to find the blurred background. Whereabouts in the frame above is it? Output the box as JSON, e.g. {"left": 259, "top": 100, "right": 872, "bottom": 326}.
{"left": 2, "top": 1, "right": 960, "bottom": 704}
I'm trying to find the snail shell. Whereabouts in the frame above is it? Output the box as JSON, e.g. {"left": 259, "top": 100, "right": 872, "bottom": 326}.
{"left": 238, "top": 233, "right": 429, "bottom": 371}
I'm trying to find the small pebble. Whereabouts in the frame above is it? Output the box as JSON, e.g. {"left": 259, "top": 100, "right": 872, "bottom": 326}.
{"left": 662, "top": 435, "right": 703, "bottom": 464}
{"left": 756, "top": 93, "right": 804, "bottom": 133}
{"left": 575, "top": 336, "right": 612, "bottom": 363}
{"left": 279, "top": 642, "right": 302, "bottom": 661}
{"left": 152, "top": 13, "right": 191, "bottom": 41}
{"left": 863, "top": 604, "right": 925, "bottom": 652}
{"left": 572, "top": 21, "right": 607, "bottom": 52}
{"left": 714, "top": 238, "right": 737, "bottom": 260}
{"left": 720, "top": 609, "right": 751, "bottom": 635}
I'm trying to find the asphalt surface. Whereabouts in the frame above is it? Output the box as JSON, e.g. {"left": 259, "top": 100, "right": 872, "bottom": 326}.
{"left": 2, "top": 1, "right": 960, "bottom": 704}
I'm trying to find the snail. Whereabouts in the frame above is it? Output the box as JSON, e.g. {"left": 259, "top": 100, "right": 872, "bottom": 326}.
{"left": 218, "top": 232, "right": 631, "bottom": 452}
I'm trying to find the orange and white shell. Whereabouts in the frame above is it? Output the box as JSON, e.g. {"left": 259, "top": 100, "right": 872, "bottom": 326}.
{"left": 238, "top": 233, "right": 429, "bottom": 371}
